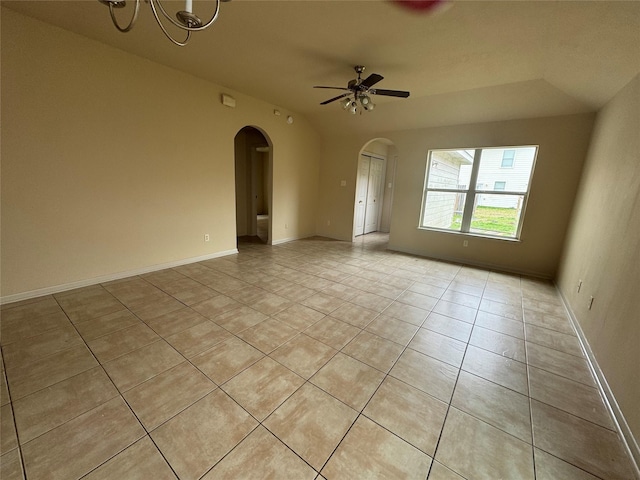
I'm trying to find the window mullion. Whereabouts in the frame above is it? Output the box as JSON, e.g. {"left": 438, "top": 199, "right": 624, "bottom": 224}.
{"left": 460, "top": 148, "right": 482, "bottom": 232}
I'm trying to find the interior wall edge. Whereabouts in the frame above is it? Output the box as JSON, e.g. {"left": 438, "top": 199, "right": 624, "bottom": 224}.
{"left": 557, "top": 287, "right": 640, "bottom": 478}
{"left": 320, "top": 233, "right": 355, "bottom": 243}
{"left": 271, "top": 234, "right": 316, "bottom": 246}
{"left": 0, "top": 248, "right": 239, "bottom": 306}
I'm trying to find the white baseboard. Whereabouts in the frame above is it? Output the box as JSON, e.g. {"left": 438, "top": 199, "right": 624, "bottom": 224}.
{"left": 271, "top": 235, "right": 313, "bottom": 246}
{"left": 0, "top": 249, "right": 239, "bottom": 305}
{"left": 386, "top": 244, "right": 552, "bottom": 279}
{"left": 557, "top": 288, "right": 640, "bottom": 479}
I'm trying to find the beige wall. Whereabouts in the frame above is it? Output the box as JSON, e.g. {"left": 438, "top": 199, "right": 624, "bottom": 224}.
{"left": 0, "top": 8, "right": 319, "bottom": 299}
{"left": 234, "top": 131, "right": 250, "bottom": 237}
{"left": 380, "top": 148, "right": 398, "bottom": 234}
{"left": 317, "top": 135, "right": 385, "bottom": 239}
{"left": 557, "top": 75, "right": 640, "bottom": 445}
{"left": 387, "top": 115, "right": 596, "bottom": 278}
{"left": 317, "top": 114, "right": 594, "bottom": 278}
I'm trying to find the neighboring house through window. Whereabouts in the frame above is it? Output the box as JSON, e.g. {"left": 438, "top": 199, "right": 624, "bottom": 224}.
{"left": 419, "top": 146, "right": 538, "bottom": 238}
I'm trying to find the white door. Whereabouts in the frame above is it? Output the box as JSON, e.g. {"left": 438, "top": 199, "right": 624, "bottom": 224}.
{"left": 364, "top": 158, "right": 384, "bottom": 234}
{"left": 355, "top": 155, "right": 371, "bottom": 236}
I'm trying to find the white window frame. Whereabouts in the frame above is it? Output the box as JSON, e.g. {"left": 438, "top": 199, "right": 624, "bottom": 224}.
{"left": 419, "top": 146, "right": 538, "bottom": 240}
{"left": 501, "top": 149, "right": 515, "bottom": 168}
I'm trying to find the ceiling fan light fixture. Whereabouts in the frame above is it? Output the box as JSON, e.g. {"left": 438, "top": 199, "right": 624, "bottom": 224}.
{"left": 315, "top": 66, "right": 410, "bottom": 113}
{"left": 360, "top": 94, "right": 375, "bottom": 112}
{"left": 340, "top": 97, "right": 353, "bottom": 109}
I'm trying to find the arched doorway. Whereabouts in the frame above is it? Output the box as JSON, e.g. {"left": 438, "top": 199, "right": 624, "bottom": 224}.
{"left": 234, "top": 126, "right": 272, "bottom": 245}
{"left": 353, "top": 138, "right": 398, "bottom": 241}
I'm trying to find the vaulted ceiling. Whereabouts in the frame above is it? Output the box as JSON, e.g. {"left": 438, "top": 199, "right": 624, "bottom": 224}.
{"left": 4, "top": 0, "right": 640, "bottom": 134}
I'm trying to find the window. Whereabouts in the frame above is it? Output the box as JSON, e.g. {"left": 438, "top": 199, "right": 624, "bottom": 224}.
{"left": 419, "top": 146, "right": 538, "bottom": 239}
{"left": 501, "top": 149, "right": 515, "bottom": 168}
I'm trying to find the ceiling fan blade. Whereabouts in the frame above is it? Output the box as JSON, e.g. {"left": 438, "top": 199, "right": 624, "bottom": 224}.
{"left": 320, "top": 93, "right": 351, "bottom": 105}
{"left": 371, "top": 88, "right": 410, "bottom": 98}
{"left": 360, "top": 73, "right": 384, "bottom": 88}
{"left": 314, "top": 86, "right": 351, "bottom": 91}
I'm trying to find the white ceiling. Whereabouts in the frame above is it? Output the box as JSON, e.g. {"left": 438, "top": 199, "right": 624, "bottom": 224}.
{"left": 4, "top": 0, "right": 640, "bottom": 134}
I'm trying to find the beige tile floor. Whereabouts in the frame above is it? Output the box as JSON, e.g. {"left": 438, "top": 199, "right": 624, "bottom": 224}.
{"left": 1, "top": 233, "right": 637, "bottom": 479}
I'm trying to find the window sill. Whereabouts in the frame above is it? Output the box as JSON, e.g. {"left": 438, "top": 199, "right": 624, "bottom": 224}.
{"left": 416, "top": 226, "right": 522, "bottom": 243}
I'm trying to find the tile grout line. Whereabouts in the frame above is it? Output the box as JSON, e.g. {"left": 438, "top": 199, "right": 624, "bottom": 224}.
{"left": 52, "top": 294, "right": 182, "bottom": 480}
{"left": 522, "top": 296, "right": 612, "bottom": 480}
{"left": 74, "top": 308, "right": 180, "bottom": 479}
{"left": 0, "top": 347, "right": 29, "bottom": 480}
{"left": 243, "top": 264, "right": 438, "bottom": 476}
{"left": 521, "top": 279, "right": 538, "bottom": 480}
{"left": 133, "top": 262, "right": 363, "bottom": 477}
{"left": 311, "top": 276, "right": 421, "bottom": 476}
{"left": 423, "top": 270, "right": 485, "bottom": 480}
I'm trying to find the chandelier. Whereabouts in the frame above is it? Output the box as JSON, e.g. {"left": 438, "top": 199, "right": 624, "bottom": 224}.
{"left": 98, "top": 0, "right": 223, "bottom": 46}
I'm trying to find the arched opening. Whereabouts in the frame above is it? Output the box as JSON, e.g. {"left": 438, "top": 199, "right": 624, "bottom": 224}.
{"left": 234, "top": 126, "right": 272, "bottom": 245}
{"left": 352, "top": 138, "right": 399, "bottom": 242}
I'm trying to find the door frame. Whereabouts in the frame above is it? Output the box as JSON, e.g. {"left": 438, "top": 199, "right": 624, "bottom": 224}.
{"left": 234, "top": 125, "right": 273, "bottom": 245}
{"left": 352, "top": 151, "right": 386, "bottom": 239}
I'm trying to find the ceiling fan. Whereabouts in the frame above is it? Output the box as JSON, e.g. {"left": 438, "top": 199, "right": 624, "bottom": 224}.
{"left": 314, "top": 65, "right": 410, "bottom": 114}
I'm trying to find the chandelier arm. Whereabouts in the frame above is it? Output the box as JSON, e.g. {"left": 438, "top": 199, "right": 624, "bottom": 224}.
{"left": 148, "top": 3, "right": 192, "bottom": 46}
{"left": 151, "top": 0, "right": 221, "bottom": 31}
{"left": 108, "top": 0, "right": 140, "bottom": 32}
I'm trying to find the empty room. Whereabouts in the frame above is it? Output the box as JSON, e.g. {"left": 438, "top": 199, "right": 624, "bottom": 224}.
{"left": 1, "top": 1, "right": 639, "bottom": 479}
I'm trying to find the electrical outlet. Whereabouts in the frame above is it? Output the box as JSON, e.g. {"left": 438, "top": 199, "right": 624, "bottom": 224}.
{"left": 204, "top": 234, "right": 210, "bottom": 242}
{"left": 577, "top": 280, "right": 582, "bottom": 293}
{"left": 285, "top": 223, "right": 288, "bottom": 229}
{"left": 327, "top": 220, "right": 331, "bottom": 226}
{"left": 463, "top": 240, "right": 468, "bottom": 247}
{"left": 588, "top": 296, "right": 594, "bottom": 310}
